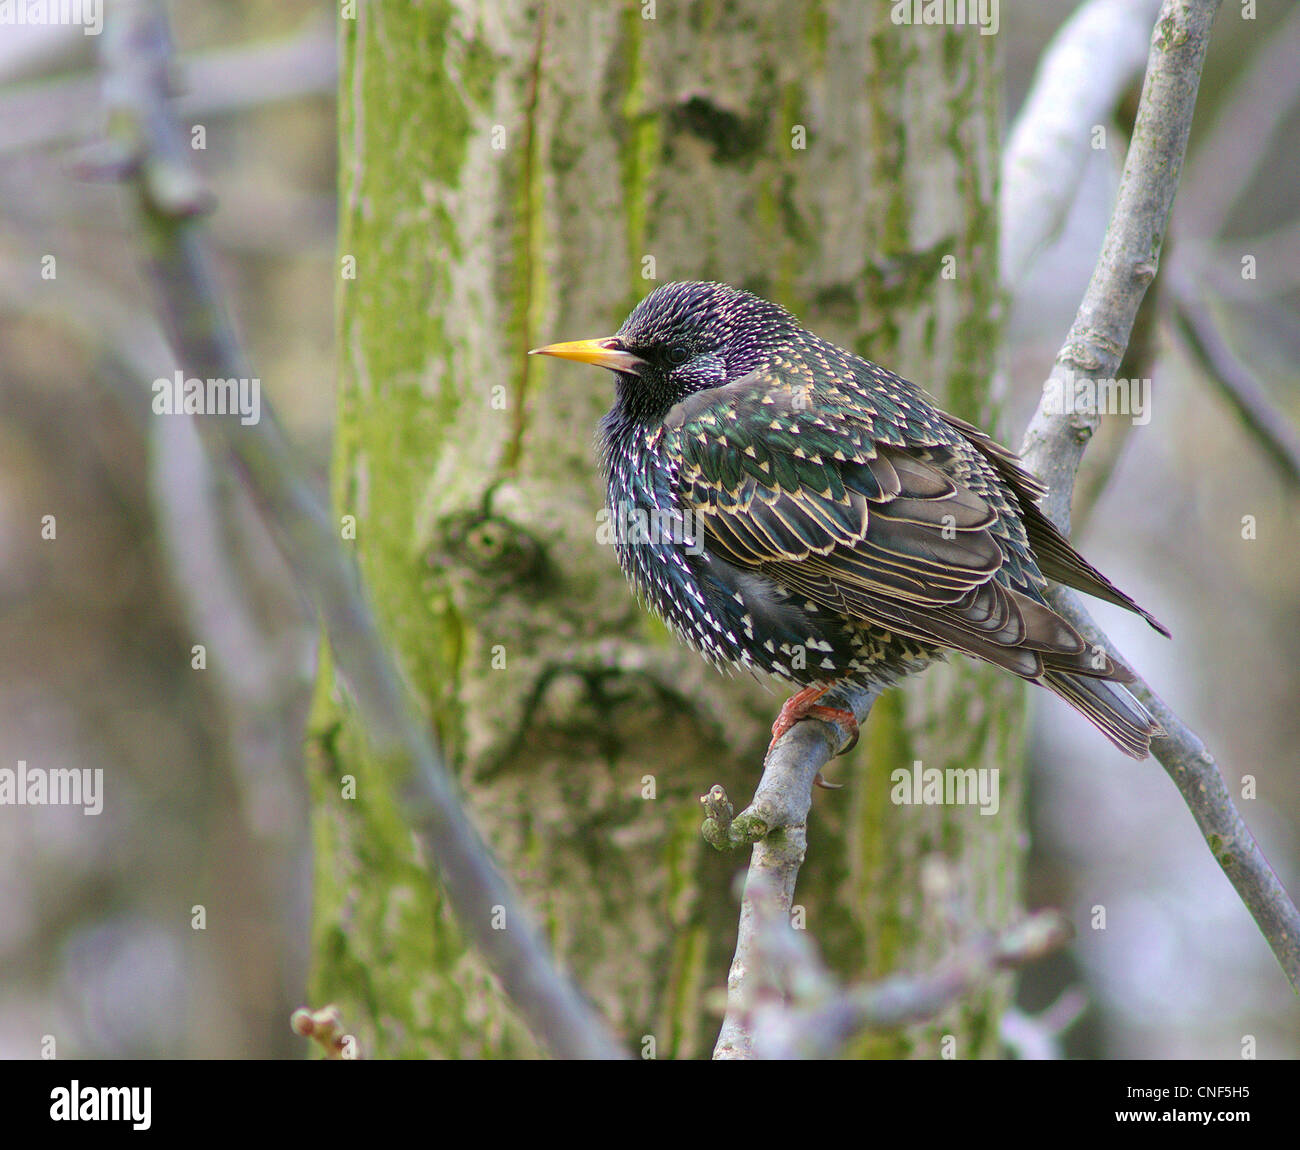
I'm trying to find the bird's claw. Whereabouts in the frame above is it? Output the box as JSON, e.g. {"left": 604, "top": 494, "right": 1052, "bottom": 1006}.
{"left": 769, "top": 686, "right": 860, "bottom": 762}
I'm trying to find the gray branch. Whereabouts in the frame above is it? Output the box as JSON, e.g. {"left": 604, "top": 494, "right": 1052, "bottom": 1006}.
{"left": 1169, "top": 285, "right": 1300, "bottom": 489}
{"left": 716, "top": 867, "right": 1070, "bottom": 1060}
{"left": 97, "top": 0, "right": 623, "bottom": 1060}
{"left": 0, "top": 19, "right": 336, "bottom": 155}
{"left": 1046, "top": 586, "right": 1300, "bottom": 987}
{"left": 711, "top": 686, "right": 874, "bottom": 1058}
{"left": 1017, "top": 0, "right": 1300, "bottom": 990}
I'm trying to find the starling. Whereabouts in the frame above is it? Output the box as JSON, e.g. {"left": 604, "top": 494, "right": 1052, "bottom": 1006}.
{"left": 531, "top": 281, "right": 1169, "bottom": 759}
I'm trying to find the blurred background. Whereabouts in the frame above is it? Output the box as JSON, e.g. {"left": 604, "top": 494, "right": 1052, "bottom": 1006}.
{"left": 0, "top": 0, "right": 1296, "bottom": 1058}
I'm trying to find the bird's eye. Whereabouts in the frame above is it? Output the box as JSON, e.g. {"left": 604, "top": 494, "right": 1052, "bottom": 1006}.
{"left": 666, "top": 345, "right": 690, "bottom": 366}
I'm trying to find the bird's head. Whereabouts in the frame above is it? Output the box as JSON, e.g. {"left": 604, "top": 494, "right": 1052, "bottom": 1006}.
{"left": 530, "top": 281, "right": 798, "bottom": 424}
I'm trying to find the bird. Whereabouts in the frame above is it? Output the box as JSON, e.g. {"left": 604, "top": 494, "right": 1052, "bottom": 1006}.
{"left": 530, "top": 281, "right": 1169, "bottom": 761}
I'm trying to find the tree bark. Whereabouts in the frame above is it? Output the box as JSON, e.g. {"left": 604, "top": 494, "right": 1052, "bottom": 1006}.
{"left": 311, "top": 0, "right": 1017, "bottom": 1059}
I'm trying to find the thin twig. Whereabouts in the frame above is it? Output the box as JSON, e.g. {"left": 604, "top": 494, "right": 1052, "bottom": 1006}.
{"left": 1000, "top": 989, "right": 1088, "bottom": 1061}
{"left": 1046, "top": 587, "right": 1300, "bottom": 986}
{"left": 719, "top": 869, "right": 1071, "bottom": 1060}
{"left": 0, "top": 19, "right": 336, "bottom": 155}
{"left": 98, "top": 0, "right": 624, "bottom": 1060}
{"left": 1169, "top": 287, "right": 1300, "bottom": 489}
{"left": 1190, "top": 218, "right": 1300, "bottom": 300}
{"left": 797, "top": 913, "right": 1070, "bottom": 1052}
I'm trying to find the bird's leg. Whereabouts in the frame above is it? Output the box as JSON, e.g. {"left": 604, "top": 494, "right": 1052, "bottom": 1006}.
{"left": 769, "top": 685, "right": 859, "bottom": 785}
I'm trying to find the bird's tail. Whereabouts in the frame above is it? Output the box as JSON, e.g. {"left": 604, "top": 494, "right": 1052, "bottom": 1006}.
{"left": 1042, "top": 670, "right": 1163, "bottom": 759}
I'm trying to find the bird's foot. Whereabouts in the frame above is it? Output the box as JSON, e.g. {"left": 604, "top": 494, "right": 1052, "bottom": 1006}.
{"left": 769, "top": 685, "right": 860, "bottom": 767}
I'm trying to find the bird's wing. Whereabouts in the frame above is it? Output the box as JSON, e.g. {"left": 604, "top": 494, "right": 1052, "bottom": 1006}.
{"left": 939, "top": 411, "right": 1171, "bottom": 637}
{"left": 655, "top": 370, "right": 1114, "bottom": 682}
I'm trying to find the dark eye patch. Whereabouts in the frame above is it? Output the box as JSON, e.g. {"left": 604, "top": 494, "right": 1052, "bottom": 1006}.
{"left": 666, "top": 345, "right": 690, "bottom": 365}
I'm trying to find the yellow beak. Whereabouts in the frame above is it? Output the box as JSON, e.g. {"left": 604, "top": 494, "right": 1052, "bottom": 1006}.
{"left": 528, "top": 337, "right": 646, "bottom": 373}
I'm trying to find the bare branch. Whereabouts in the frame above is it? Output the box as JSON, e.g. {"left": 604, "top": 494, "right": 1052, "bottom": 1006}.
{"left": 717, "top": 869, "right": 1071, "bottom": 1060}
{"left": 98, "top": 0, "right": 623, "bottom": 1060}
{"left": 0, "top": 19, "right": 336, "bottom": 155}
{"left": 1046, "top": 586, "right": 1300, "bottom": 988}
{"left": 1017, "top": 0, "right": 1300, "bottom": 991}
{"left": 712, "top": 685, "right": 875, "bottom": 1059}
{"left": 798, "top": 913, "right": 1069, "bottom": 1052}
{"left": 1170, "top": 287, "right": 1300, "bottom": 489}
{"left": 1001, "top": 989, "right": 1088, "bottom": 1061}
{"left": 1021, "top": 0, "right": 1221, "bottom": 530}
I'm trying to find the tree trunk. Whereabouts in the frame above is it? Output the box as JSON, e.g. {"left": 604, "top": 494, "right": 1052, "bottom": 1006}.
{"left": 310, "top": 0, "right": 1018, "bottom": 1059}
